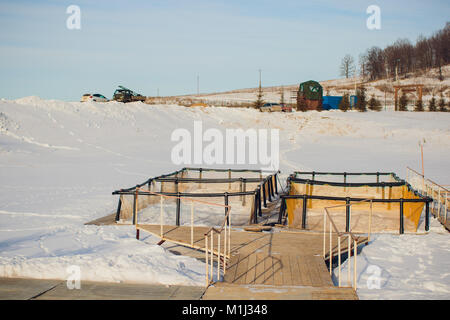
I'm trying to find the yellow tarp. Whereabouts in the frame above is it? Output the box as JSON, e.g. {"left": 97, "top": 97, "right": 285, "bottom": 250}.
{"left": 286, "top": 182, "right": 424, "bottom": 232}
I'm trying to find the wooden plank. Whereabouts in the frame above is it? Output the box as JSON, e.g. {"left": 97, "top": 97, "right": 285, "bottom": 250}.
{"left": 312, "top": 255, "right": 334, "bottom": 287}
{"left": 223, "top": 255, "right": 240, "bottom": 283}
{"left": 203, "top": 283, "right": 358, "bottom": 300}
{"left": 280, "top": 255, "right": 292, "bottom": 286}
{"left": 233, "top": 254, "right": 249, "bottom": 285}
{"left": 264, "top": 255, "right": 274, "bottom": 285}
{"left": 306, "top": 255, "right": 330, "bottom": 287}
{"left": 245, "top": 253, "right": 257, "bottom": 285}
{"left": 296, "top": 255, "right": 313, "bottom": 286}
{"left": 289, "top": 254, "right": 302, "bottom": 286}
{"left": 272, "top": 255, "right": 283, "bottom": 286}
{"left": 254, "top": 253, "right": 267, "bottom": 285}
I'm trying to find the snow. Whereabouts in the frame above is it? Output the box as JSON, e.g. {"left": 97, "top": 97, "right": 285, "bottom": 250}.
{"left": 333, "top": 219, "right": 450, "bottom": 300}
{"left": 0, "top": 96, "right": 449, "bottom": 296}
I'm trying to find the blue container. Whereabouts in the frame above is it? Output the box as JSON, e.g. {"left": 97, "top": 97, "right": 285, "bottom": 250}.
{"left": 322, "top": 96, "right": 342, "bottom": 110}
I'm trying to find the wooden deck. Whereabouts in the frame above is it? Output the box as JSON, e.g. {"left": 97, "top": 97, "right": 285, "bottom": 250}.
{"left": 137, "top": 224, "right": 365, "bottom": 300}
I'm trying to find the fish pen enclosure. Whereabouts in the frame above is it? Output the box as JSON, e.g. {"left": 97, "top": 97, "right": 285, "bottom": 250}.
{"left": 279, "top": 171, "right": 432, "bottom": 234}
{"left": 112, "top": 167, "right": 279, "bottom": 228}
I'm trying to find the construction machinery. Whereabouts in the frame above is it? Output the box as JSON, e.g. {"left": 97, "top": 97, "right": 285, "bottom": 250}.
{"left": 112, "top": 86, "right": 146, "bottom": 103}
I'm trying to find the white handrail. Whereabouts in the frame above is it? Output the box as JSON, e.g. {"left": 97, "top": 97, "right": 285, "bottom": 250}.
{"left": 323, "top": 198, "right": 373, "bottom": 290}
{"left": 406, "top": 167, "right": 449, "bottom": 223}
{"left": 132, "top": 187, "right": 232, "bottom": 288}
{"left": 204, "top": 205, "right": 232, "bottom": 287}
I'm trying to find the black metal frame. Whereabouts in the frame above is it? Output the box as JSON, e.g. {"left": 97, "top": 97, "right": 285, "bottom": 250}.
{"left": 112, "top": 167, "right": 280, "bottom": 226}
{"left": 279, "top": 171, "right": 433, "bottom": 234}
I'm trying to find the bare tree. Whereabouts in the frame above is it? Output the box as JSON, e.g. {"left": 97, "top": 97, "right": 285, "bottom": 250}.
{"left": 354, "top": 22, "right": 449, "bottom": 82}
{"left": 365, "top": 47, "right": 384, "bottom": 80}
{"left": 340, "top": 54, "right": 355, "bottom": 79}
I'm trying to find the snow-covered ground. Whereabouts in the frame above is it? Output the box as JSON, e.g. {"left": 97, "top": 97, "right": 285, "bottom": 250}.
{"left": 0, "top": 96, "right": 449, "bottom": 297}
{"left": 334, "top": 219, "right": 450, "bottom": 300}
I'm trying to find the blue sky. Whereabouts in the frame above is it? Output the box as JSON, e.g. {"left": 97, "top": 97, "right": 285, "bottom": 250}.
{"left": 0, "top": 0, "right": 448, "bottom": 101}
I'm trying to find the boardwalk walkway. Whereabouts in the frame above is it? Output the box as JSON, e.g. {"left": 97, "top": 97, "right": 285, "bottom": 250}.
{"left": 138, "top": 224, "right": 367, "bottom": 300}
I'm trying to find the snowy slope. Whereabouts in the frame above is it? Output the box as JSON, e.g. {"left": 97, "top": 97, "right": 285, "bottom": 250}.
{"left": 0, "top": 96, "right": 449, "bottom": 295}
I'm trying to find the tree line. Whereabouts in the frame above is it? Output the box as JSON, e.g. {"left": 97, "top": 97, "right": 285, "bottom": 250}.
{"left": 341, "top": 22, "right": 449, "bottom": 81}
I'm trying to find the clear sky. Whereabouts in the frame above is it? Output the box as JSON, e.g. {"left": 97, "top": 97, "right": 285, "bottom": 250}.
{"left": 0, "top": 0, "right": 448, "bottom": 101}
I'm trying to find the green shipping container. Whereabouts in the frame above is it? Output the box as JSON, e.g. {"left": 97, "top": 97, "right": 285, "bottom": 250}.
{"left": 298, "top": 80, "right": 323, "bottom": 101}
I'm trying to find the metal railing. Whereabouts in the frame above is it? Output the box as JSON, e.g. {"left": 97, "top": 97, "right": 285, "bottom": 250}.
{"left": 113, "top": 168, "right": 280, "bottom": 226}
{"left": 204, "top": 206, "right": 232, "bottom": 287}
{"left": 406, "top": 167, "right": 449, "bottom": 224}
{"left": 132, "top": 187, "right": 233, "bottom": 288}
{"left": 322, "top": 199, "right": 374, "bottom": 290}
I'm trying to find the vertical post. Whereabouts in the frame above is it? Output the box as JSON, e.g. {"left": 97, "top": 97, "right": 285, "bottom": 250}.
{"left": 217, "top": 233, "right": 221, "bottom": 282}
{"left": 329, "top": 220, "right": 332, "bottom": 275}
{"left": 394, "top": 87, "right": 398, "bottom": 111}
{"left": 347, "top": 235, "right": 351, "bottom": 287}
{"left": 376, "top": 172, "right": 380, "bottom": 193}
{"left": 258, "top": 187, "right": 262, "bottom": 216}
{"left": 191, "top": 201, "right": 194, "bottom": 246}
{"left": 224, "top": 193, "right": 229, "bottom": 219}
{"left": 267, "top": 180, "right": 272, "bottom": 202}
{"left": 176, "top": 192, "right": 181, "bottom": 226}
{"left": 437, "top": 190, "right": 441, "bottom": 218}
{"left": 344, "top": 172, "right": 347, "bottom": 192}
{"left": 312, "top": 171, "right": 315, "bottom": 181}
{"left": 210, "top": 233, "right": 213, "bottom": 282}
{"left": 262, "top": 182, "right": 267, "bottom": 208}
{"left": 269, "top": 176, "right": 274, "bottom": 198}
{"left": 338, "top": 235, "right": 341, "bottom": 287}
{"left": 368, "top": 200, "right": 373, "bottom": 242}
{"left": 353, "top": 239, "right": 357, "bottom": 290}
{"left": 136, "top": 228, "right": 140, "bottom": 240}
{"left": 160, "top": 195, "right": 164, "bottom": 237}
{"left": 223, "top": 219, "right": 227, "bottom": 274}
{"left": 399, "top": 199, "right": 404, "bottom": 235}
{"left": 239, "top": 179, "right": 243, "bottom": 201}
{"left": 242, "top": 179, "right": 246, "bottom": 206}
{"left": 132, "top": 189, "right": 138, "bottom": 225}
{"left": 115, "top": 196, "right": 122, "bottom": 222}
{"left": 228, "top": 214, "right": 231, "bottom": 258}
{"left": 421, "top": 143, "right": 425, "bottom": 192}
{"left": 205, "top": 235, "right": 209, "bottom": 287}
{"left": 278, "top": 198, "right": 285, "bottom": 224}
{"left": 274, "top": 173, "right": 278, "bottom": 194}
{"left": 253, "top": 192, "right": 258, "bottom": 224}
{"left": 302, "top": 195, "right": 307, "bottom": 229}
{"left": 425, "top": 200, "right": 430, "bottom": 232}
{"left": 445, "top": 192, "right": 448, "bottom": 223}
{"left": 345, "top": 197, "right": 350, "bottom": 232}
{"left": 323, "top": 210, "right": 326, "bottom": 258}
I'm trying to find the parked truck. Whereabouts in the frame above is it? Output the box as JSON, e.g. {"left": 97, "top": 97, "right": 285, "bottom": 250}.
{"left": 112, "top": 86, "right": 146, "bottom": 103}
